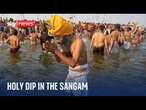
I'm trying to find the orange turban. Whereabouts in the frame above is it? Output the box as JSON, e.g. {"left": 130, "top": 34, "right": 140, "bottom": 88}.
{"left": 47, "top": 15, "right": 73, "bottom": 37}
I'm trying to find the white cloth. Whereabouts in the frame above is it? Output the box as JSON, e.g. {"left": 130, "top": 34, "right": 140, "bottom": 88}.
{"left": 65, "top": 64, "right": 89, "bottom": 96}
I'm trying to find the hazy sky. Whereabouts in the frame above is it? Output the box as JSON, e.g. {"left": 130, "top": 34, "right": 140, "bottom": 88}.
{"left": 0, "top": 14, "right": 146, "bottom": 27}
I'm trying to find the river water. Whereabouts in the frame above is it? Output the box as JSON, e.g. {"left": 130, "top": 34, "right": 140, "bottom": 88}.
{"left": 0, "top": 38, "right": 146, "bottom": 96}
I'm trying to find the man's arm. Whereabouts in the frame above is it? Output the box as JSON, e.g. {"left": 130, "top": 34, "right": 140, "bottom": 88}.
{"left": 28, "top": 34, "right": 31, "bottom": 40}
{"left": 54, "top": 39, "right": 82, "bottom": 68}
{"left": 36, "top": 34, "right": 39, "bottom": 41}
{"left": 16, "top": 38, "right": 19, "bottom": 47}
{"left": 104, "top": 37, "right": 109, "bottom": 55}
{"left": 29, "top": 36, "right": 32, "bottom": 40}
{"left": 109, "top": 38, "right": 114, "bottom": 54}
{"left": 122, "top": 34, "right": 126, "bottom": 41}
{"left": 54, "top": 54, "right": 61, "bottom": 63}
{"left": 42, "top": 43, "right": 45, "bottom": 49}
{"left": 6, "top": 37, "right": 10, "bottom": 44}
{"left": 90, "top": 34, "right": 95, "bottom": 49}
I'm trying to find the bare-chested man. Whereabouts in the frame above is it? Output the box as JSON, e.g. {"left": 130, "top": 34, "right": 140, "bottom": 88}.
{"left": 17, "top": 30, "right": 25, "bottom": 44}
{"left": 124, "top": 27, "right": 132, "bottom": 42}
{"left": 45, "top": 16, "right": 88, "bottom": 96}
{"left": 131, "top": 35, "right": 138, "bottom": 48}
{"left": 40, "top": 26, "right": 52, "bottom": 53}
{"left": 108, "top": 24, "right": 121, "bottom": 54}
{"left": 104, "top": 31, "right": 112, "bottom": 55}
{"left": 90, "top": 25, "right": 106, "bottom": 55}
{"left": 0, "top": 27, "right": 8, "bottom": 46}
{"left": 117, "top": 28, "right": 125, "bottom": 47}
{"left": 7, "top": 29, "right": 20, "bottom": 54}
{"left": 87, "top": 23, "right": 95, "bottom": 40}
{"left": 29, "top": 30, "right": 38, "bottom": 45}
{"left": 122, "top": 26, "right": 133, "bottom": 49}
{"left": 46, "top": 32, "right": 88, "bottom": 70}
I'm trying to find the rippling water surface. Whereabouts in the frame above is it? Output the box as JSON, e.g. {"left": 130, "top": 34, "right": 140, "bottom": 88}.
{"left": 0, "top": 38, "right": 146, "bottom": 96}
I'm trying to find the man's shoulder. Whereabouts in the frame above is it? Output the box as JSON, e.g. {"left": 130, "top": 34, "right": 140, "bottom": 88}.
{"left": 92, "top": 32, "right": 98, "bottom": 37}
{"left": 10, "top": 35, "right": 17, "bottom": 39}
{"left": 76, "top": 38, "right": 84, "bottom": 46}
{"left": 9, "top": 35, "right": 13, "bottom": 38}
{"left": 111, "top": 31, "right": 119, "bottom": 35}
{"left": 111, "top": 30, "right": 115, "bottom": 34}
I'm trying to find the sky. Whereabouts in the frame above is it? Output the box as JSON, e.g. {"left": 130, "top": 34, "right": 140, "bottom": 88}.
{"left": 0, "top": 14, "right": 146, "bottom": 27}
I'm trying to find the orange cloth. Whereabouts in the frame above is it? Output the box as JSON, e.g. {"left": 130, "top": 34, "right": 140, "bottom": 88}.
{"left": 48, "top": 15, "right": 73, "bottom": 37}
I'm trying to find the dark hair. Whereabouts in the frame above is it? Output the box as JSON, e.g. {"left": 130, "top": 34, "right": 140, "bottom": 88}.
{"left": 120, "top": 28, "right": 124, "bottom": 32}
{"left": 99, "top": 25, "right": 105, "bottom": 32}
{"left": 43, "top": 27, "right": 47, "bottom": 32}
{"left": 127, "top": 27, "right": 132, "bottom": 31}
{"left": 105, "top": 31, "right": 108, "bottom": 35}
{"left": 32, "top": 29, "right": 35, "bottom": 33}
{"left": 114, "top": 24, "right": 121, "bottom": 31}
{"left": 11, "top": 29, "right": 17, "bottom": 36}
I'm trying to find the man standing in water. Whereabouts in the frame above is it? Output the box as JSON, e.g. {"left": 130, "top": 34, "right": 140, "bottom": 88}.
{"left": 7, "top": 28, "right": 20, "bottom": 54}
{"left": 40, "top": 25, "right": 53, "bottom": 54}
{"left": 45, "top": 16, "right": 88, "bottom": 96}
{"left": 17, "top": 29, "right": 25, "bottom": 45}
{"left": 104, "top": 31, "right": 112, "bottom": 55}
{"left": 90, "top": 25, "right": 106, "bottom": 55}
{"left": 123, "top": 26, "right": 132, "bottom": 50}
{"left": 29, "top": 30, "right": 38, "bottom": 45}
{"left": 108, "top": 24, "right": 121, "bottom": 54}
{"left": 0, "top": 27, "right": 8, "bottom": 46}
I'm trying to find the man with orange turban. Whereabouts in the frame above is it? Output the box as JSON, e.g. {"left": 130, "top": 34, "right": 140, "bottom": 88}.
{"left": 45, "top": 15, "right": 88, "bottom": 96}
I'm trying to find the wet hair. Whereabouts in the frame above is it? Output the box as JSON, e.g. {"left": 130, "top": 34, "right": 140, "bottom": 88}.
{"left": 11, "top": 29, "right": 18, "bottom": 36}
{"left": 114, "top": 24, "right": 121, "bottom": 31}
{"left": 105, "top": 31, "right": 109, "bottom": 35}
{"left": 25, "top": 28, "right": 30, "bottom": 35}
{"left": 99, "top": 25, "right": 105, "bottom": 33}
{"left": 32, "top": 29, "right": 35, "bottom": 33}
{"left": 120, "top": 28, "right": 124, "bottom": 32}
{"left": 18, "top": 30, "right": 22, "bottom": 34}
{"left": 127, "top": 27, "right": 132, "bottom": 31}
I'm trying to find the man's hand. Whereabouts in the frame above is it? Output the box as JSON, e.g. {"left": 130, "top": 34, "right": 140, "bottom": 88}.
{"left": 54, "top": 54, "right": 61, "bottom": 62}
{"left": 44, "top": 41, "right": 57, "bottom": 53}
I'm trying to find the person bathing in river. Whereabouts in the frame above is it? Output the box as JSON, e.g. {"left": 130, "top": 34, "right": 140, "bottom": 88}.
{"left": 29, "top": 29, "right": 38, "bottom": 45}
{"left": 104, "top": 31, "right": 113, "bottom": 55}
{"left": 108, "top": 24, "right": 121, "bottom": 54}
{"left": 7, "top": 28, "right": 20, "bottom": 54}
{"left": 90, "top": 25, "right": 106, "bottom": 55}
{"left": 0, "top": 25, "right": 8, "bottom": 46}
{"left": 117, "top": 28, "right": 125, "bottom": 48}
{"left": 40, "top": 25, "right": 53, "bottom": 54}
{"left": 44, "top": 15, "right": 88, "bottom": 96}
{"left": 17, "top": 29, "right": 25, "bottom": 45}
